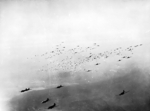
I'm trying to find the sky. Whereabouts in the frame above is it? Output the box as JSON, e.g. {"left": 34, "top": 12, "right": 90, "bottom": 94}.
{"left": 0, "top": 0, "right": 150, "bottom": 111}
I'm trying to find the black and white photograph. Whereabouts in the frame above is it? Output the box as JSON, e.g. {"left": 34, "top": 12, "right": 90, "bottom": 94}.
{"left": 0, "top": 0, "right": 150, "bottom": 111}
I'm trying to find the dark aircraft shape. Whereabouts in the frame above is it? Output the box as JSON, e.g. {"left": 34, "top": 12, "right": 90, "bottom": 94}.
{"left": 20, "top": 88, "right": 30, "bottom": 92}
{"left": 56, "top": 85, "right": 63, "bottom": 88}
{"left": 87, "top": 70, "right": 91, "bottom": 72}
{"left": 118, "top": 90, "right": 129, "bottom": 96}
{"left": 95, "top": 63, "right": 100, "bottom": 65}
{"left": 47, "top": 103, "right": 56, "bottom": 109}
{"left": 41, "top": 98, "right": 49, "bottom": 103}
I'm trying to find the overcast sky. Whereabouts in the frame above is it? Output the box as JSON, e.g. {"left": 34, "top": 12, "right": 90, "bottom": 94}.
{"left": 0, "top": 1, "right": 150, "bottom": 109}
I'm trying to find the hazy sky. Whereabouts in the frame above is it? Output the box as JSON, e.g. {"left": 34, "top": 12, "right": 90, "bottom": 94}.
{"left": 0, "top": 1, "right": 150, "bottom": 108}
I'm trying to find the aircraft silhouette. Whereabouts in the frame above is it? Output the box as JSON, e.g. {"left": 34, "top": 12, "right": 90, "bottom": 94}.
{"left": 47, "top": 103, "right": 56, "bottom": 109}
{"left": 20, "top": 88, "right": 30, "bottom": 92}
{"left": 41, "top": 98, "right": 49, "bottom": 103}
{"left": 95, "top": 63, "right": 100, "bottom": 65}
{"left": 56, "top": 85, "right": 63, "bottom": 88}
{"left": 87, "top": 70, "right": 91, "bottom": 72}
{"left": 118, "top": 90, "right": 129, "bottom": 96}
